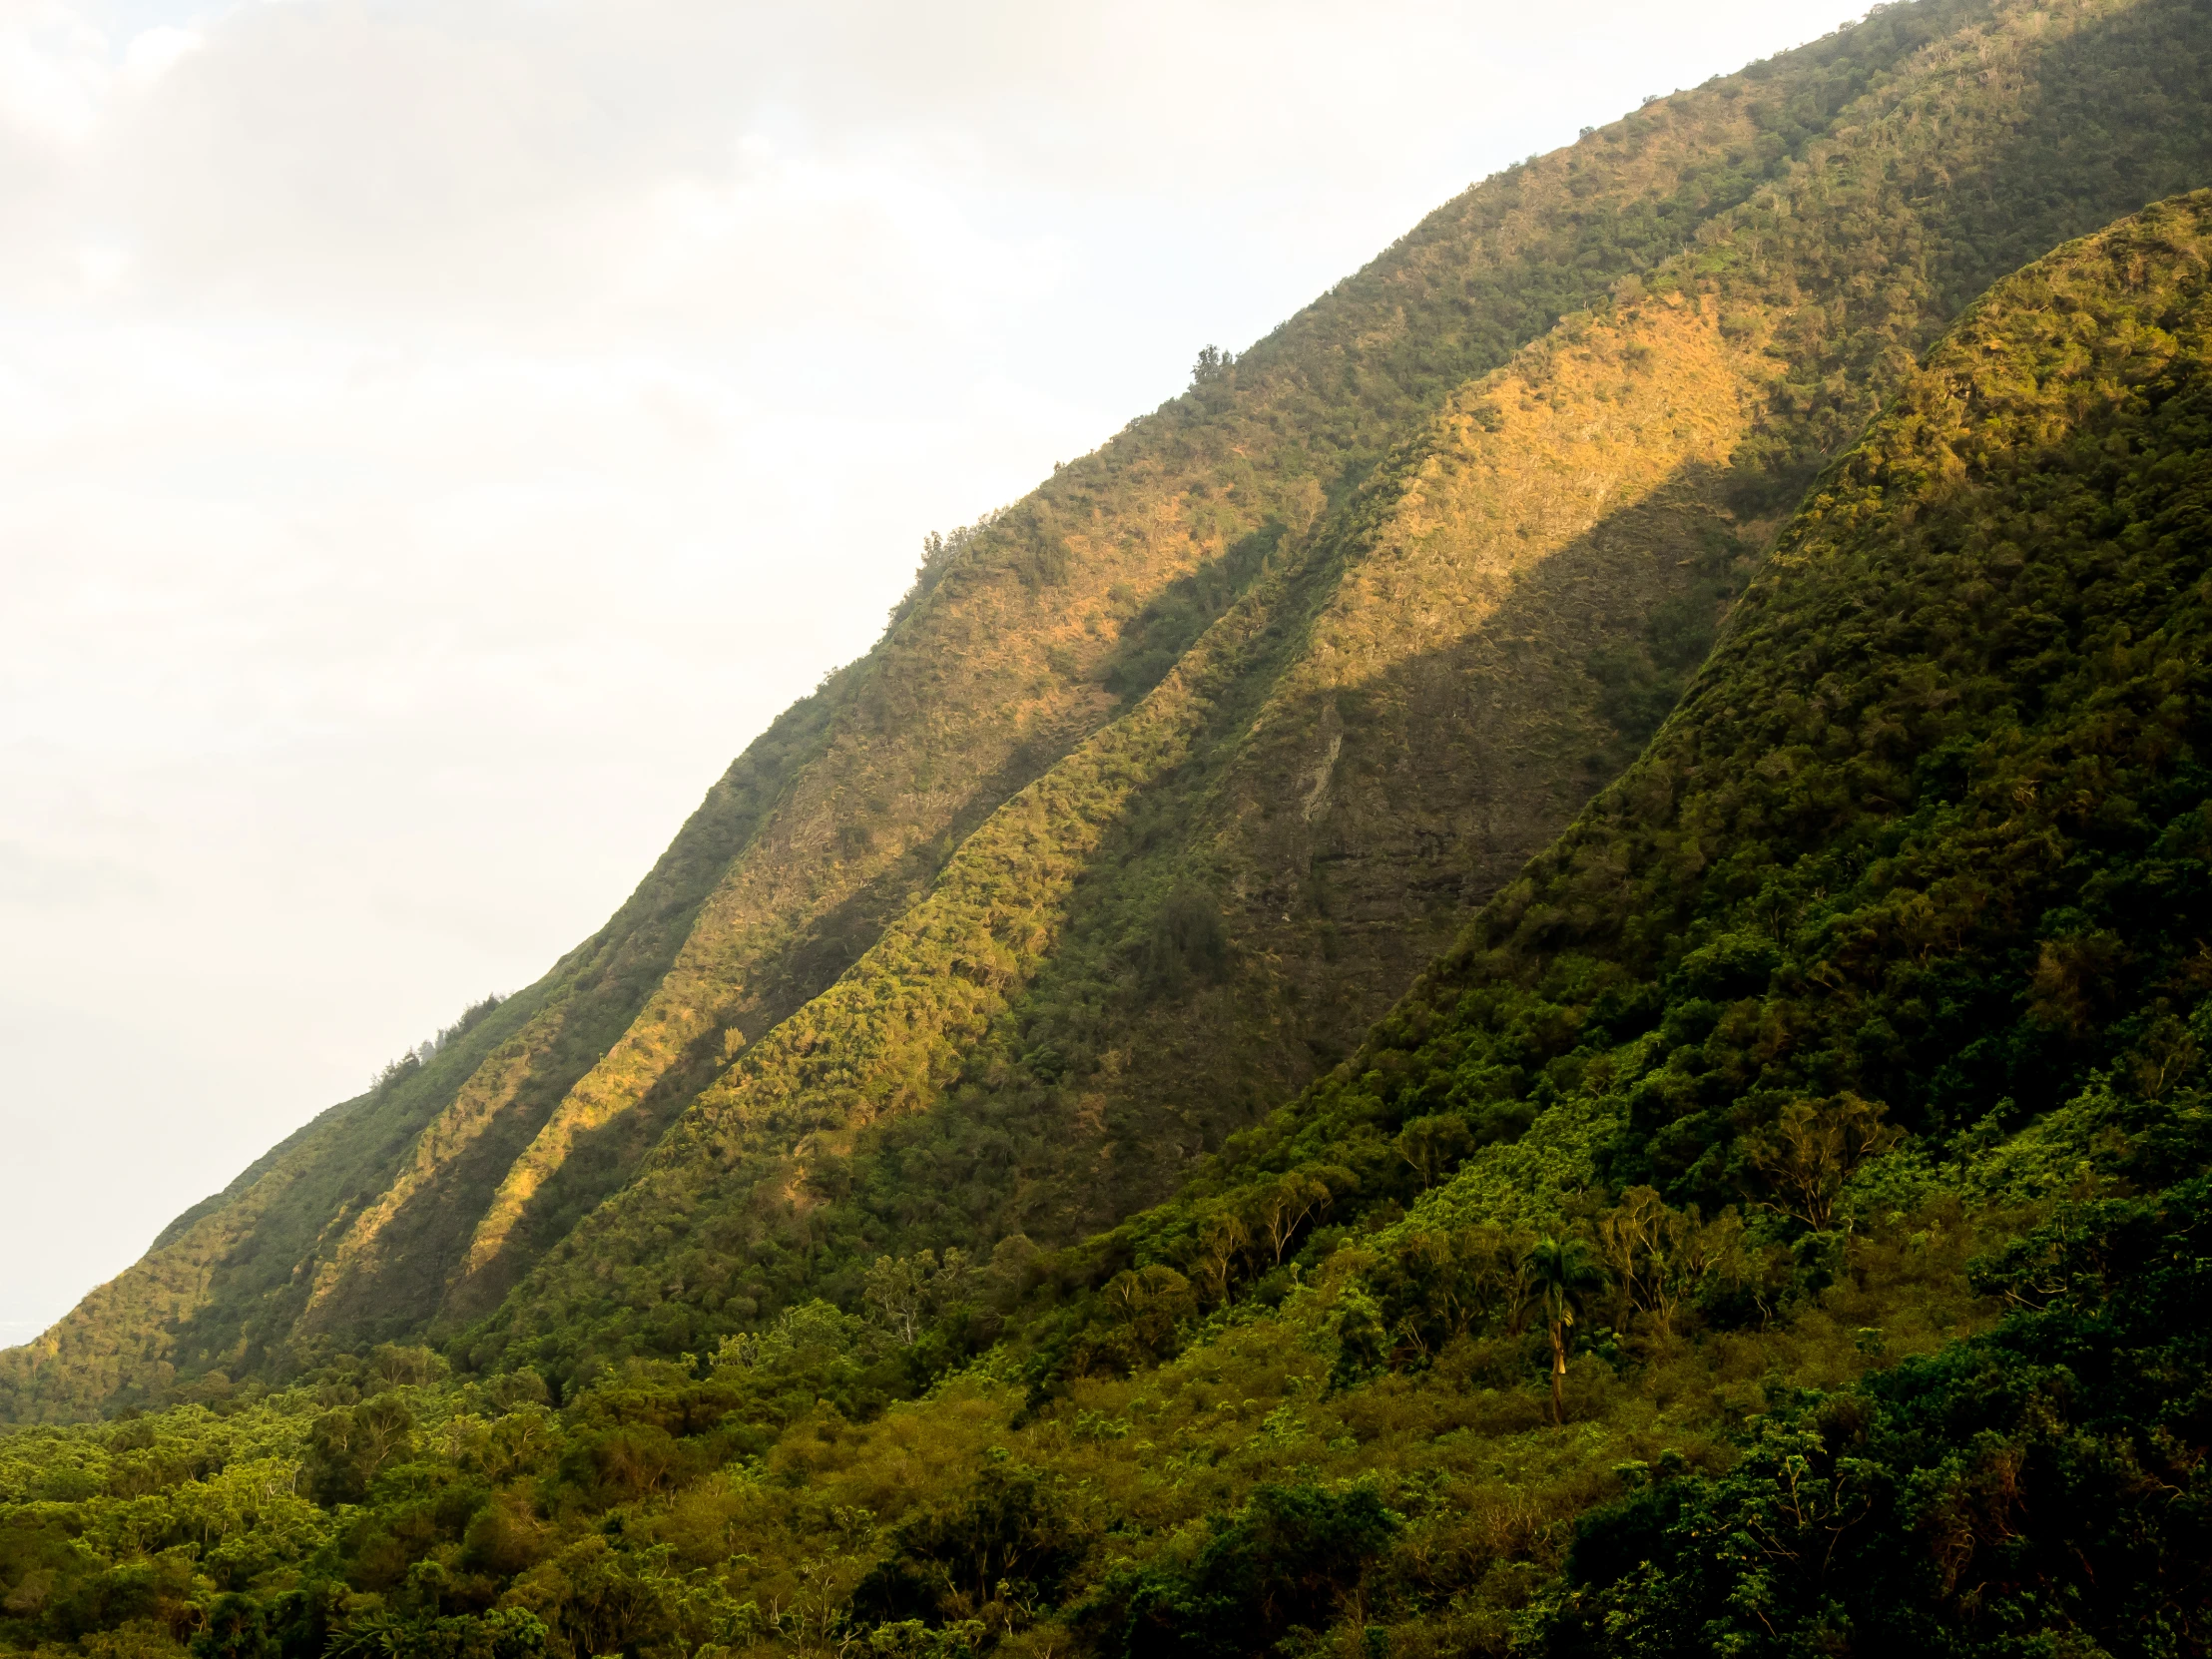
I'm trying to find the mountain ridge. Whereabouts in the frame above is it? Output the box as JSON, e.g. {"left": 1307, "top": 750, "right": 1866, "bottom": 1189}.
{"left": 458, "top": 0, "right": 2212, "bottom": 1385}
{"left": 5, "top": 182, "right": 2211, "bottom": 1659}
{"left": 11, "top": 0, "right": 2212, "bottom": 1421}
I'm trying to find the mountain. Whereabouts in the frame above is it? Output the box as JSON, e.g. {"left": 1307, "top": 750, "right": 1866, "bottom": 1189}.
{"left": 6, "top": 181, "right": 2212, "bottom": 1659}
{"left": 11, "top": 0, "right": 2212, "bottom": 1426}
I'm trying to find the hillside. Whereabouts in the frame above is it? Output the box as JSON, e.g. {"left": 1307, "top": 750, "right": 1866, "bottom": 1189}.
{"left": 4, "top": 187, "right": 2211, "bottom": 1659}
{"left": 9, "top": 0, "right": 2212, "bottom": 1425}
{"left": 465, "top": 0, "right": 2212, "bottom": 1385}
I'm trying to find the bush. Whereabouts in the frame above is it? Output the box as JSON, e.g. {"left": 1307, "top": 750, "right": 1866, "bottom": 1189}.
{"left": 1080, "top": 1483, "right": 1401, "bottom": 1659}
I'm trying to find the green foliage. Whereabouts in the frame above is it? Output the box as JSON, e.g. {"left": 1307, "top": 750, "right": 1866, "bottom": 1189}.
{"left": 1543, "top": 1177, "right": 2212, "bottom": 1658}
{"left": 301, "top": 1395, "right": 414, "bottom": 1507}
{"left": 1139, "top": 885, "right": 1230, "bottom": 1000}
{"left": 1518, "top": 1239, "right": 1607, "bottom": 1425}
{"left": 325, "top": 1606, "right": 546, "bottom": 1659}
{"left": 850, "top": 1463, "right": 1086, "bottom": 1634}
{"left": 1077, "top": 1483, "right": 1401, "bottom": 1659}
{"left": 1064, "top": 188, "right": 2212, "bottom": 1357}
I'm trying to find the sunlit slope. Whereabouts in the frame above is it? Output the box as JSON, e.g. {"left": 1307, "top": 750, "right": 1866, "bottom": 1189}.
{"left": 0, "top": 0, "right": 1826, "bottom": 1420}
{"left": 272, "top": 0, "right": 1891, "bottom": 1352}
{"left": 472, "top": 0, "right": 2212, "bottom": 1378}
{"left": 8, "top": 0, "right": 2212, "bottom": 1418}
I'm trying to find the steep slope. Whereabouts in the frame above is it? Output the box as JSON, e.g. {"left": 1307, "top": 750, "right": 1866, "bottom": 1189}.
{"left": 919, "top": 0, "right": 2212, "bottom": 1247}
{"left": 1075, "top": 184, "right": 2212, "bottom": 1328}
{"left": 7, "top": 0, "right": 1858, "bottom": 1404}
{"left": 309, "top": 10, "right": 1941, "bottom": 1347}
{"left": 5, "top": 189, "right": 2211, "bottom": 1659}
{"left": 472, "top": 0, "right": 2212, "bottom": 1381}
{"left": 11, "top": 0, "right": 2212, "bottom": 1421}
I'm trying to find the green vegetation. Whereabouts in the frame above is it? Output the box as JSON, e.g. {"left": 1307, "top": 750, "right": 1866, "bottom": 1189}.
{"left": 1543, "top": 1176, "right": 2212, "bottom": 1655}
{"left": 9, "top": 184, "right": 2212, "bottom": 1659}
{"left": 1054, "top": 184, "right": 2212, "bottom": 1337}
{"left": 460, "top": 0, "right": 2212, "bottom": 1389}
{"left": 18, "top": 0, "right": 2212, "bottom": 1428}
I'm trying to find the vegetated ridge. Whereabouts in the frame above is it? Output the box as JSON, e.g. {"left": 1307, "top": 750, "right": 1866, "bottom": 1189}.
{"left": 3, "top": 0, "right": 2211, "bottom": 1427}
{"left": 467, "top": 0, "right": 2212, "bottom": 1387}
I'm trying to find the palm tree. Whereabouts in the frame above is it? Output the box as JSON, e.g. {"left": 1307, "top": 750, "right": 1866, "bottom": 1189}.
{"left": 1518, "top": 1236, "right": 1605, "bottom": 1424}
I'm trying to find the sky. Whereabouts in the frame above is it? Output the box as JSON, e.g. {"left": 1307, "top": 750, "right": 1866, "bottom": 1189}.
{"left": 0, "top": 0, "right": 1862, "bottom": 1345}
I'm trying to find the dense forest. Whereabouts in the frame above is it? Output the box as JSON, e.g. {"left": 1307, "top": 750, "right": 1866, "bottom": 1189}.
{"left": 10, "top": 4, "right": 2212, "bottom": 1657}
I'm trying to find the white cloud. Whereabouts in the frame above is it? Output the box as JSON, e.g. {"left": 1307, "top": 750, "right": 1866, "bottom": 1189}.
{"left": 117, "top": 22, "right": 196, "bottom": 86}
{"left": 0, "top": 1, "right": 107, "bottom": 147}
{"left": 0, "top": 0, "right": 1861, "bottom": 1337}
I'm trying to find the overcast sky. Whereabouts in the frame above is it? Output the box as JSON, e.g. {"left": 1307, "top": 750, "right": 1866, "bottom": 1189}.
{"left": 0, "top": 0, "right": 1860, "bottom": 1345}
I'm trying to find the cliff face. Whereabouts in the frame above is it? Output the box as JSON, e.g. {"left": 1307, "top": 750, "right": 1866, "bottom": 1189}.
{"left": 9, "top": 0, "right": 2212, "bottom": 1416}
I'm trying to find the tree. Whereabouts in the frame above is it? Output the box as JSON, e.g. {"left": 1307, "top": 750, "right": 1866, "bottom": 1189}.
{"left": 1517, "top": 1237, "right": 1606, "bottom": 1424}
{"left": 1395, "top": 1113, "right": 1474, "bottom": 1192}
{"left": 1101, "top": 1265, "right": 1195, "bottom": 1357}
{"left": 1251, "top": 1170, "right": 1340, "bottom": 1265}
{"left": 1145, "top": 884, "right": 1231, "bottom": 995}
{"left": 1745, "top": 1094, "right": 1899, "bottom": 1232}
{"left": 190, "top": 1594, "right": 270, "bottom": 1659}
{"left": 303, "top": 1394, "right": 415, "bottom": 1505}
{"left": 863, "top": 1250, "right": 970, "bottom": 1346}
{"left": 1191, "top": 1211, "right": 1250, "bottom": 1306}
{"left": 1594, "top": 1188, "right": 1747, "bottom": 1345}
{"left": 1081, "top": 1482, "right": 1400, "bottom": 1659}
{"left": 1363, "top": 1225, "right": 1532, "bottom": 1365}
{"left": 851, "top": 1462, "right": 1087, "bottom": 1632}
